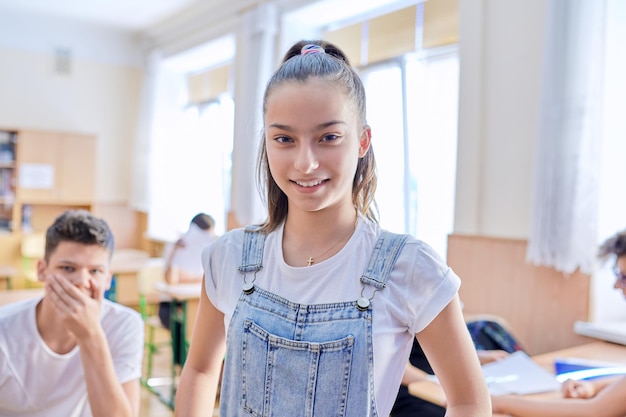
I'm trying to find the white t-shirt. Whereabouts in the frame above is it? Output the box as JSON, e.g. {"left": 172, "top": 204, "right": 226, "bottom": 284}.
{"left": 203, "top": 218, "right": 460, "bottom": 417}
{"left": 0, "top": 298, "right": 144, "bottom": 417}
{"left": 164, "top": 223, "right": 217, "bottom": 276}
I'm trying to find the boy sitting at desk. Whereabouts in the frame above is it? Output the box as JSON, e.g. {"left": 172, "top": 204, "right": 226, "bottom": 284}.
{"left": 491, "top": 229, "right": 626, "bottom": 417}
{"left": 0, "top": 210, "right": 144, "bottom": 417}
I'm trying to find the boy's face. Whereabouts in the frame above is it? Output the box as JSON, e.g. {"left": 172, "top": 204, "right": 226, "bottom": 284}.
{"left": 615, "top": 255, "right": 626, "bottom": 299}
{"left": 37, "top": 241, "right": 112, "bottom": 299}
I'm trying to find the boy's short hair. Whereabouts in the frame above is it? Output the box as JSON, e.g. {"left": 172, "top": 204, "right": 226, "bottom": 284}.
{"left": 45, "top": 210, "right": 115, "bottom": 261}
{"left": 190, "top": 213, "right": 214, "bottom": 231}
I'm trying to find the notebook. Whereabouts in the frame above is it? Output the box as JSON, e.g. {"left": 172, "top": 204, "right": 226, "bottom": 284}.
{"left": 574, "top": 320, "right": 626, "bottom": 345}
{"left": 553, "top": 357, "right": 626, "bottom": 382}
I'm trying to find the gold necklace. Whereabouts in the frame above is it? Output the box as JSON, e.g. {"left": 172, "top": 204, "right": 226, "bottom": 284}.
{"left": 306, "top": 214, "right": 358, "bottom": 266}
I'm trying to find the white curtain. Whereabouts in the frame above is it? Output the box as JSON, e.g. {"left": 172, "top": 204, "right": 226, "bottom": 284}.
{"left": 229, "top": 3, "right": 278, "bottom": 226}
{"left": 526, "top": 0, "right": 606, "bottom": 274}
{"left": 130, "top": 50, "right": 161, "bottom": 212}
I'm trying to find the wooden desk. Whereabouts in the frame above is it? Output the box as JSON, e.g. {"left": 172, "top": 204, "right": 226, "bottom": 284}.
{"left": 152, "top": 282, "right": 201, "bottom": 410}
{"left": 155, "top": 282, "right": 201, "bottom": 365}
{"left": 108, "top": 254, "right": 157, "bottom": 307}
{"left": 156, "top": 283, "right": 202, "bottom": 342}
{"left": 408, "top": 341, "right": 626, "bottom": 416}
{"left": 0, "top": 288, "right": 44, "bottom": 306}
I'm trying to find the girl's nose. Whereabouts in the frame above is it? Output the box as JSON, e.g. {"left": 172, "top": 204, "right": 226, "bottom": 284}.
{"left": 294, "top": 143, "right": 319, "bottom": 174}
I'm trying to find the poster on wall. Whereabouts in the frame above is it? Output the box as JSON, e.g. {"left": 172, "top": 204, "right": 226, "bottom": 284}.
{"left": 19, "top": 163, "right": 54, "bottom": 189}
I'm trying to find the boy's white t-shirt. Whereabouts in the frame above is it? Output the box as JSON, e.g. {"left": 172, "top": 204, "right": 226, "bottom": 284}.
{"left": 0, "top": 298, "right": 144, "bottom": 417}
{"left": 203, "top": 217, "right": 460, "bottom": 417}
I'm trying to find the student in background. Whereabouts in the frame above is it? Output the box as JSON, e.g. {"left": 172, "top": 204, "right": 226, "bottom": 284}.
{"left": 393, "top": 319, "right": 521, "bottom": 417}
{"left": 158, "top": 213, "right": 218, "bottom": 365}
{"left": 174, "top": 40, "right": 490, "bottom": 417}
{"left": 158, "top": 212, "right": 218, "bottom": 327}
{"left": 0, "top": 210, "right": 144, "bottom": 417}
{"left": 491, "top": 229, "right": 626, "bottom": 417}
{"left": 162, "top": 213, "right": 218, "bottom": 287}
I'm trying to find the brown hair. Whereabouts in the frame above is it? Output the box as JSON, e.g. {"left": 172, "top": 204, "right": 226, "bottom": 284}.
{"left": 45, "top": 210, "right": 115, "bottom": 261}
{"left": 191, "top": 213, "right": 215, "bottom": 231}
{"left": 257, "top": 39, "right": 378, "bottom": 232}
{"left": 598, "top": 229, "right": 626, "bottom": 261}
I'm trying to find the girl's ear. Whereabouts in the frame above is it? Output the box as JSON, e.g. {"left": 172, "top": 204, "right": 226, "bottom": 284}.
{"left": 358, "top": 126, "right": 372, "bottom": 158}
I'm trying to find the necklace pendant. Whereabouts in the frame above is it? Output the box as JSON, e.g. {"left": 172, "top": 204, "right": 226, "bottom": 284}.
{"left": 306, "top": 256, "right": 314, "bottom": 266}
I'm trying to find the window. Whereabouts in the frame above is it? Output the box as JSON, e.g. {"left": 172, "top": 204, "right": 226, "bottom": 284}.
{"left": 593, "top": 0, "right": 626, "bottom": 321}
{"left": 361, "top": 46, "right": 459, "bottom": 256}
{"left": 146, "top": 36, "right": 235, "bottom": 241}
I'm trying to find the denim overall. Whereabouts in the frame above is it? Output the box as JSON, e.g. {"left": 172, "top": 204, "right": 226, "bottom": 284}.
{"left": 220, "top": 226, "right": 409, "bottom": 417}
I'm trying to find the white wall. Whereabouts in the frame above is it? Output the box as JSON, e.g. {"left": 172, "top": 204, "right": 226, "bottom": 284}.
{"left": 0, "top": 8, "right": 143, "bottom": 203}
{"left": 455, "top": 0, "right": 547, "bottom": 239}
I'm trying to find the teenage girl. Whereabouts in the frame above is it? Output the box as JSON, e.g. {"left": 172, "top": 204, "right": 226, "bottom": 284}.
{"left": 174, "top": 40, "right": 490, "bottom": 417}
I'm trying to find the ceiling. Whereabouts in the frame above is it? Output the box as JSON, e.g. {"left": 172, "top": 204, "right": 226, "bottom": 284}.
{"left": 0, "top": 0, "right": 201, "bottom": 30}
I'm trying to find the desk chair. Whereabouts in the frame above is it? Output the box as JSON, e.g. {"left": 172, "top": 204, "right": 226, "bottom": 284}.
{"left": 136, "top": 258, "right": 169, "bottom": 387}
{"left": 0, "top": 265, "right": 17, "bottom": 290}
{"left": 20, "top": 233, "right": 45, "bottom": 288}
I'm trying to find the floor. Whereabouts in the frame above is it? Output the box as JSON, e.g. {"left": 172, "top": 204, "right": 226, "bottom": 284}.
{"left": 138, "top": 327, "right": 219, "bottom": 417}
{"left": 139, "top": 327, "right": 175, "bottom": 417}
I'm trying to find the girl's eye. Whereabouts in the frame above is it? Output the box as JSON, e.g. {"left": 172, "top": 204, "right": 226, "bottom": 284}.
{"left": 321, "top": 134, "right": 339, "bottom": 142}
{"left": 274, "top": 136, "right": 293, "bottom": 144}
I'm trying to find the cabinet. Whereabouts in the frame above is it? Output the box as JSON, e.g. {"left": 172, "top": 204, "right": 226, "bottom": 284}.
{"left": 0, "top": 128, "right": 96, "bottom": 234}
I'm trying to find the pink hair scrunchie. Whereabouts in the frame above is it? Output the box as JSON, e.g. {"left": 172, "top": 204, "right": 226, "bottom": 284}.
{"left": 301, "top": 44, "right": 325, "bottom": 55}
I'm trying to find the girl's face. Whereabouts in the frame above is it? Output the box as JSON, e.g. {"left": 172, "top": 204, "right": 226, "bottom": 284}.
{"left": 264, "top": 79, "right": 370, "bottom": 215}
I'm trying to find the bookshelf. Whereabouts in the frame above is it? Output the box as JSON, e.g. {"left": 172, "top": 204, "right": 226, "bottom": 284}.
{"left": 0, "top": 128, "right": 96, "bottom": 285}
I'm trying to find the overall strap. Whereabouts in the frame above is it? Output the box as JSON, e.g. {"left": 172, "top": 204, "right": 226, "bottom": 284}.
{"left": 360, "top": 231, "right": 410, "bottom": 290}
{"left": 238, "top": 225, "right": 267, "bottom": 273}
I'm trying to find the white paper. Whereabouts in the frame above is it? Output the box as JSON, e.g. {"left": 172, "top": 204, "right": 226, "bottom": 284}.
{"left": 482, "top": 351, "right": 561, "bottom": 395}
{"left": 19, "top": 163, "right": 54, "bottom": 189}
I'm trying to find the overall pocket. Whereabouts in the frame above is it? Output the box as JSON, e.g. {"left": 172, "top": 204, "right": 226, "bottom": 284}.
{"left": 242, "top": 319, "right": 355, "bottom": 417}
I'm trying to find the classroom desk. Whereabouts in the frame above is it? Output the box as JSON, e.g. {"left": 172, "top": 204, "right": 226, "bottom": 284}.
{"left": 152, "top": 282, "right": 202, "bottom": 410}
{"left": 156, "top": 282, "right": 202, "bottom": 344}
{"left": 0, "top": 288, "right": 44, "bottom": 306}
{"left": 108, "top": 256, "right": 159, "bottom": 307}
{"left": 408, "top": 341, "right": 626, "bottom": 417}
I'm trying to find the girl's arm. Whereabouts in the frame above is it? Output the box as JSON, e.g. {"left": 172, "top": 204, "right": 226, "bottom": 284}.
{"left": 417, "top": 295, "right": 491, "bottom": 417}
{"left": 174, "top": 277, "right": 226, "bottom": 416}
{"left": 492, "top": 376, "right": 626, "bottom": 417}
